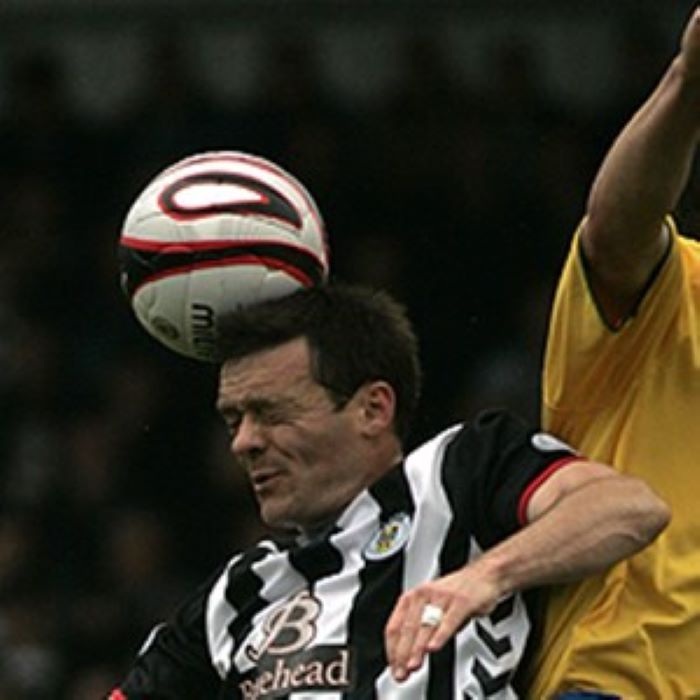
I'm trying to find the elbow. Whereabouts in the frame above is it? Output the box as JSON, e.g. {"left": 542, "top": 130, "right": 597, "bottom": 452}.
{"left": 650, "top": 497, "right": 672, "bottom": 540}
{"left": 634, "top": 481, "right": 671, "bottom": 546}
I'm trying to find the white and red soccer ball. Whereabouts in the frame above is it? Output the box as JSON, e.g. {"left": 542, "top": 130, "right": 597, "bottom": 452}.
{"left": 119, "top": 151, "right": 330, "bottom": 361}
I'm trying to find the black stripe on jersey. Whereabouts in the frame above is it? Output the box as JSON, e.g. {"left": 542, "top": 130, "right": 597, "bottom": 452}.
{"left": 427, "top": 642, "right": 456, "bottom": 698}
{"left": 473, "top": 657, "right": 511, "bottom": 695}
{"left": 369, "top": 462, "right": 415, "bottom": 518}
{"left": 342, "top": 464, "right": 416, "bottom": 699}
{"left": 475, "top": 622, "right": 512, "bottom": 657}
{"left": 224, "top": 546, "right": 271, "bottom": 652}
{"left": 288, "top": 531, "right": 344, "bottom": 585}
{"left": 489, "top": 596, "right": 514, "bottom": 624}
{"left": 512, "top": 588, "right": 546, "bottom": 694}
{"left": 440, "top": 422, "right": 494, "bottom": 548}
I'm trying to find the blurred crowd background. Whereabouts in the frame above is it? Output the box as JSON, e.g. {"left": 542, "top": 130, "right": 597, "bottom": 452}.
{"left": 1, "top": 1, "right": 698, "bottom": 697}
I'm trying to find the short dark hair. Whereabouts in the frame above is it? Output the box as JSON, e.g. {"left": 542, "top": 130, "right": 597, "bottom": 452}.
{"left": 216, "top": 284, "right": 422, "bottom": 441}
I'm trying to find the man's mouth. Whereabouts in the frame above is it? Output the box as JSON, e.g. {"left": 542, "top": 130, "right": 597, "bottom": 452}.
{"left": 249, "top": 468, "right": 282, "bottom": 492}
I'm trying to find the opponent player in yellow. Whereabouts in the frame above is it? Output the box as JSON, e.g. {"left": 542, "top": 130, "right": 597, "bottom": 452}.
{"left": 531, "top": 7, "right": 700, "bottom": 698}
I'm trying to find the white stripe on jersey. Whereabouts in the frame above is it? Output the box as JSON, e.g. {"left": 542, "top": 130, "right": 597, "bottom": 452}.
{"left": 316, "top": 492, "right": 382, "bottom": 646}
{"left": 206, "top": 553, "right": 243, "bottom": 678}
{"left": 403, "top": 425, "right": 461, "bottom": 588}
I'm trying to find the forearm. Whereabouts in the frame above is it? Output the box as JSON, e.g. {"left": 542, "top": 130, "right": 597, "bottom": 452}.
{"left": 384, "top": 473, "right": 668, "bottom": 680}
{"left": 470, "top": 475, "right": 669, "bottom": 598}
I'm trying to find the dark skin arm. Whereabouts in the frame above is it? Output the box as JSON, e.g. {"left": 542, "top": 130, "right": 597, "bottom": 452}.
{"left": 582, "top": 6, "right": 700, "bottom": 324}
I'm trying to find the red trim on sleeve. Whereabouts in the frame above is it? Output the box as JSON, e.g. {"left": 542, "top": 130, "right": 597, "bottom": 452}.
{"left": 517, "top": 456, "right": 581, "bottom": 526}
{"left": 108, "top": 690, "right": 127, "bottom": 700}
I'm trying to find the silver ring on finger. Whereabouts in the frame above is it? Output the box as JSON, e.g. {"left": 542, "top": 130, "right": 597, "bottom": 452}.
{"left": 420, "top": 603, "right": 444, "bottom": 628}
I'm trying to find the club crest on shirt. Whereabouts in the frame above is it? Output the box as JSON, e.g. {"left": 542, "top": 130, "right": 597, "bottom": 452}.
{"left": 363, "top": 512, "right": 412, "bottom": 561}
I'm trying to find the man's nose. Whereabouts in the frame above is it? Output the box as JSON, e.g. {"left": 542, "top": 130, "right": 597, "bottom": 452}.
{"left": 230, "top": 413, "right": 267, "bottom": 456}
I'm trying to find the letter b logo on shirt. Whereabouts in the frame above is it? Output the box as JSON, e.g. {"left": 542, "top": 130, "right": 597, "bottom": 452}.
{"left": 246, "top": 590, "right": 321, "bottom": 661}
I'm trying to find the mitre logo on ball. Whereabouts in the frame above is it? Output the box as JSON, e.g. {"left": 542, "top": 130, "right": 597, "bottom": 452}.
{"left": 118, "top": 151, "right": 330, "bottom": 361}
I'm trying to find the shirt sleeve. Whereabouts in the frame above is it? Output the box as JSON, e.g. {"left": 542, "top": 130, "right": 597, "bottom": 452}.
{"left": 108, "top": 569, "right": 224, "bottom": 700}
{"left": 543, "top": 218, "right": 682, "bottom": 418}
{"left": 442, "top": 408, "right": 578, "bottom": 549}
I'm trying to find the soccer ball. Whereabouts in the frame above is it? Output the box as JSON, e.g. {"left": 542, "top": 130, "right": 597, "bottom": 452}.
{"left": 118, "top": 151, "right": 330, "bottom": 361}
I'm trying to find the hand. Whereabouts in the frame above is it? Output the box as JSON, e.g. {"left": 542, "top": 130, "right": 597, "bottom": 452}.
{"left": 680, "top": 6, "right": 700, "bottom": 79}
{"left": 384, "top": 563, "right": 502, "bottom": 682}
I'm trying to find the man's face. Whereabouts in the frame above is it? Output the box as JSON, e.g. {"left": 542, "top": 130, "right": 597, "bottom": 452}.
{"left": 217, "top": 337, "right": 369, "bottom": 533}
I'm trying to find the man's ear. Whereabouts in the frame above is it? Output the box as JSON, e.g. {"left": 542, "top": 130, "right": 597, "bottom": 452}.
{"left": 355, "top": 381, "right": 396, "bottom": 437}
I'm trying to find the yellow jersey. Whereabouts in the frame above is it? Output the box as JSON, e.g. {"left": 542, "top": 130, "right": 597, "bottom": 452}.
{"left": 530, "top": 221, "right": 700, "bottom": 699}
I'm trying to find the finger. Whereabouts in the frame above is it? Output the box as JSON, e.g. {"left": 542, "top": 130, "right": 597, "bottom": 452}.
{"left": 429, "top": 593, "right": 487, "bottom": 656}
{"left": 387, "top": 596, "right": 424, "bottom": 681}
{"left": 393, "top": 596, "right": 425, "bottom": 679}
{"left": 425, "top": 605, "right": 461, "bottom": 653}
{"left": 404, "top": 600, "right": 452, "bottom": 672}
{"left": 405, "top": 618, "right": 440, "bottom": 673}
{"left": 384, "top": 595, "right": 413, "bottom": 676}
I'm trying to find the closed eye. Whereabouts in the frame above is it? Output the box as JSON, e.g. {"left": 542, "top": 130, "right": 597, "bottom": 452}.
{"left": 219, "top": 398, "right": 297, "bottom": 435}
{"left": 221, "top": 412, "right": 242, "bottom": 437}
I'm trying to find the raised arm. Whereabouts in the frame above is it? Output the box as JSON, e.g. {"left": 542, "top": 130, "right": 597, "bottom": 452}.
{"left": 583, "top": 7, "right": 700, "bottom": 322}
{"left": 384, "top": 461, "right": 669, "bottom": 682}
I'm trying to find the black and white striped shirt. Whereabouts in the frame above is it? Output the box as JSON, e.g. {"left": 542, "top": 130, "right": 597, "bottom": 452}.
{"left": 112, "top": 409, "right": 576, "bottom": 700}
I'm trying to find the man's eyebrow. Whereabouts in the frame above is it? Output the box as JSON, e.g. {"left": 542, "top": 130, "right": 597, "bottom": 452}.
{"left": 216, "top": 394, "right": 296, "bottom": 416}
{"left": 216, "top": 399, "right": 237, "bottom": 416}
{"left": 215, "top": 395, "right": 248, "bottom": 416}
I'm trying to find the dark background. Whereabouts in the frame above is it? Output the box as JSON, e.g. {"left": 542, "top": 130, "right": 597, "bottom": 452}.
{"left": 0, "top": 2, "right": 698, "bottom": 697}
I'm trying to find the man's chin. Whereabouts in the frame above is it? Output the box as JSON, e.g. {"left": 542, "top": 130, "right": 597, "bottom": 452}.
{"left": 259, "top": 503, "right": 297, "bottom": 532}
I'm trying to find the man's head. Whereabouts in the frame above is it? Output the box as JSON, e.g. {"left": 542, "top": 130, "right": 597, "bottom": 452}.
{"left": 215, "top": 284, "right": 422, "bottom": 533}
{"left": 216, "top": 283, "right": 421, "bottom": 441}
